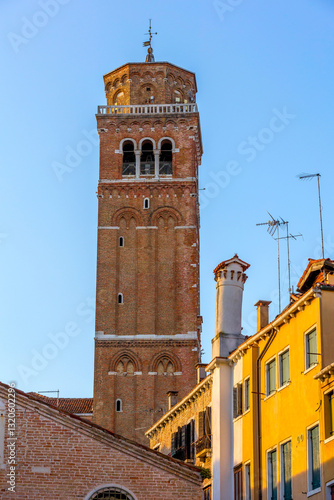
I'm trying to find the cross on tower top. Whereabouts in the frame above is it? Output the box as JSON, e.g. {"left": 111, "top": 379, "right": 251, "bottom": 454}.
{"left": 143, "top": 19, "right": 157, "bottom": 63}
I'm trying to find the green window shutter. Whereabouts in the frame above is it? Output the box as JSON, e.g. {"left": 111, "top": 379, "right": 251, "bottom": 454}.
{"left": 283, "top": 441, "right": 292, "bottom": 499}
{"left": 330, "top": 391, "right": 334, "bottom": 436}
{"left": 181, "top": 425, "right": 186, "bottom": 448}
{"left": 206, "top": 406, "right": 212, "bottom": 435}
{"left": 198, "top": 411, "right": 205, "bottom": 438}
{"left": 268, "top": 450, "right": 277, "bottom": 500}
{"left": 271, "top": 450, "right": 277, "bottom": 500}
{"left": 309, "top": 330, "right": 317, "bottom": 367}
{"left": 310, "top": 425, "right": 320, "bottom": 489}
{"left": 245, "top": 378, "right": 250, "bottom": 410}
{"left": 281, "top": 350, "right": 290, "bottom": 386}
{"left": 237, "top": 383, "right": 243, "bottom": 416}
{"left": 268, "top": 360, "right": 276, "bottom": 394}
{"left": 233, "top": 387, "right": 238, "bottom": 418}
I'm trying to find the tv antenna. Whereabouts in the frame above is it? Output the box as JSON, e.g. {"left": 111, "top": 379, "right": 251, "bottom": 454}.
{"left": 275, "top": 220, "right": 302, "bottom": 294}
{"left": 38, "top": 390, "right": 60, "bottom": 406}
{"left": 257, "top": 213, "right": 283, "bottom": 312}
{"left": 298, "top": 173, "right": 324, "bottom": 259}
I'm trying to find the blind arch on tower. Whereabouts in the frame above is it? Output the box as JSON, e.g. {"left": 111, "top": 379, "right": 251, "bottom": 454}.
{"left": 110, "top": 350, "right": 142, "bottom": 375}
{"left": 149, "top": 352, "right": 182, "bottom": 375}
{"left": 150, "top": 207, "right": 182, "bottom": 227}
{"left": 112, "top": 207, "right": 142, "bottom": 227}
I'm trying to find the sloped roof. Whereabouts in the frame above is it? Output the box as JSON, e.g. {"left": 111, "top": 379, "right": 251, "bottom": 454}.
{"left": 1, "top": 382, "right": 201, "bottom": 483}
{"left": 213, "top": 254, "right": 250, "bottom": 275}
{"left": 297, "top": 258, "right": 334, "bottom": 292}
{"left": 28, "top": 393, "right": 93, "bottom": 414}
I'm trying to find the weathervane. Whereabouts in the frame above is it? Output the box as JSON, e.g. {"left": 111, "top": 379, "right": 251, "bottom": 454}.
{"left": 143, "top": 19, "right": 157, "bottom": 63}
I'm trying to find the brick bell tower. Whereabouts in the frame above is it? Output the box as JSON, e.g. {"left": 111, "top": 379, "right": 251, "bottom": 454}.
{"left": 93, "top": 42, "right": 203, "bottom": 445}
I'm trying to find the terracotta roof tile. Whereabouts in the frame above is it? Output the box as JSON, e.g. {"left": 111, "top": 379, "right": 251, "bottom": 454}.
{"left": 28, "top": 393, "right": 93, "bottom": 414}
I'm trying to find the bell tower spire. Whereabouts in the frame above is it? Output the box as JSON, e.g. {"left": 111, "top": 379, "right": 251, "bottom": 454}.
{"left": 143, "top": 19, "right": 157, "bottom": 63}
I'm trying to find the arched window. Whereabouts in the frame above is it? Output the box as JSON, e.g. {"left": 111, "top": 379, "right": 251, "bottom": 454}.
{"left": 88, "top": 486, "right": 136, "bottom": 500}
{"left": 140, "top": 141, "right": 154, "bottom": 175}
{"left": 119, "top": 236, "right": 124, "bottom": 247}
{"left": 159, "top": 140, "right": 173, "bottom": 175}
{"left": 122, "top": 141, "right": 135, "bottom": 176}
{"left": 143, "top": 198, "right": 150, "bottom": 209}
{"left": 115, "top": 399, "right": 122, "bottom": 412}
{"left": 118, "top": 293, "right": 123, "bottom": 304}
{"left": 113, "top": 90, "right": 125, "bottom": 105}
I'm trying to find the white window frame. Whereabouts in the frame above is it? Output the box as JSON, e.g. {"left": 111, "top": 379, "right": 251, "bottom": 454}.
{"left": 280, "top": 438, "right": 292, "bottom": 500}
{"left": 265, "top": 356, "right": 277, "bottom": 398}
{"left": 278, "top": 347, "right": 290, "bottom": 389}
{"left": 304, "top": 325, "right": 318, "bottom": 373}
{"left": 119, "top": 236, "right": 124, "bottom": 247}
{"left": 267, "top": 446, "right": 278, "bottom": 500}
{"left": 143, "top": 197, "right": 150, "bottom": 209}
{"left": 307, "top": 421, "right": 321, "bottom": 496}
{"left": 326, "top": 479, "right": 334, "bottom": 500}
{"left": 117, "top": 293, "right": 123, "bottom": 304}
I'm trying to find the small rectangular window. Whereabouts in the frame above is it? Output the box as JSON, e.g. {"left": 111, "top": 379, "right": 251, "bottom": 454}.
{"left": 266, "top": 359, "right": 276, "bottom": 396}
{"left": 244, "top": 378, "right": 250, "bottom": 411}
{"left": 245, "top": 463, "right": 251, "bottom": 500}
{"left": 267, "top": 449, "right": 277, "bottom": 500}
{"left": 308, "top": 425, "right": 320, "bottom": 492}
{"left": 279, "top": 349, "right": 290, "bottom": 387}
{"left": 281, "top": 441, "right": 292, "bottom": 500}
{"left": 305, "top": 329, "right": 317, "bottom": 370}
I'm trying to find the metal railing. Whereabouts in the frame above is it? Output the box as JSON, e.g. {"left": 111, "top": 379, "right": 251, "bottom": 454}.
{"left": 140, "top": 161, "right": 155, "bottom": 175}
{"left": 159, "top": 162, "right": 173, "bottom": 175}
{"left": 122, "top": 162, "right": 136, "bottom": 176}
{"left": 195, "top": 435, "right": 212, "bottom": 456}
{"left": 97, "top": 103, "right": 198, "bottom": 115}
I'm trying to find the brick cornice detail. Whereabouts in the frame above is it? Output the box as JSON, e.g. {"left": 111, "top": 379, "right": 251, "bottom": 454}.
{"left": 95, "top": 339, "right": 198, "bottom": 348}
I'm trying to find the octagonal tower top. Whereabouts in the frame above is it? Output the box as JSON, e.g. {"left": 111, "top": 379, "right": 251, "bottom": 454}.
{"left": 103, "top": 62, "right": 197, "bottom": 107}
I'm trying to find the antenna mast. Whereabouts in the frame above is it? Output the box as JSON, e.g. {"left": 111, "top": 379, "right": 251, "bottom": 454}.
{"left": 257, "top": 213, "right": 282, "bottom": 312}
{"left": 298, "top": 173, "right": 324, "bottom": 258}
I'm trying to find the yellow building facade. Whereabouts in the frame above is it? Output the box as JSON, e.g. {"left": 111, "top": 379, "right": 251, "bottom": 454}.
{"left": 146, "top": 257, "right": 334, "bottom": 499}
{"left": 230, "top": 259, "right": 334, "bottom": 499}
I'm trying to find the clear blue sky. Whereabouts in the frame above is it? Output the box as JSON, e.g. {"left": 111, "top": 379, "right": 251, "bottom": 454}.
{"left": 1, "top": 0, "right": 334, "bottom": 397}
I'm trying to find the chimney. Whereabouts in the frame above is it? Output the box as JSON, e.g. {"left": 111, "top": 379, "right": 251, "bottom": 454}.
{"left": 254, "top": 300, "right": 271, "bottom": 331}
{"left": 196, "top": 363, "right": 207, "bottom": 384}
{"left": 167, "top": 391, "right": 178, "bottom": 410}
{"left": 212, "top": 254, "right": 250, "bottom": 358}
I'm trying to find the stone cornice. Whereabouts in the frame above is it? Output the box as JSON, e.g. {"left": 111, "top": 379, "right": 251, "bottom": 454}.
{"left": 314, "top": 362, "right": 334, "bottom": 382}
{"left": 145, "top": 375, "right": 213, "bottom": 438}
{"left": 229, "top": 287, "right": 320, "bottom": 363}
